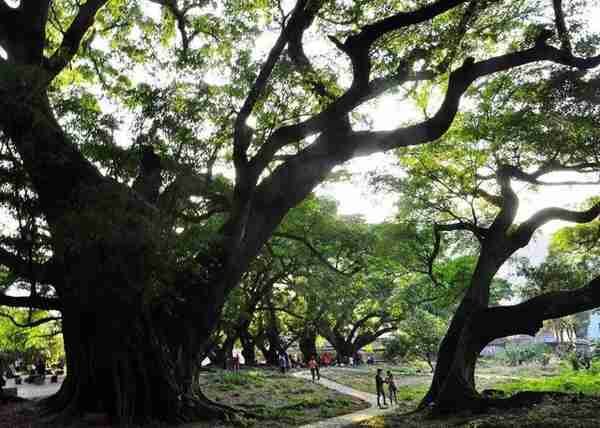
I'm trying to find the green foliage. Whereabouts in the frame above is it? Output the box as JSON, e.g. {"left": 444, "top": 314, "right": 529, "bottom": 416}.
{"left": 0, "top": 309, "right": 63, "bottom": 365}
{"left": 392, "top": 309, "right": 447, "bottom": 369}
{"left": 500, "top": 343, "right": 551, "bottom": 367}
{"left": 215, "top": 370, "right": 267, "bottom": 387}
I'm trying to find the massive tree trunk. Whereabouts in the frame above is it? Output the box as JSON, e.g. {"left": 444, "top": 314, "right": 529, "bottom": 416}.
{"left": 240, "top": 330, "right": 257, "bottom": 366}
{"left": 421, "top": 244, "right": 512, "bottom": 409}
{"left": 298, "top": 327, "right": 318, "bottom": 362}
{"left": 1, "top": 90, "right": 242, "bottom": 423}
{"left": 420, "top": 171, "right": 600, "bottom": 410}
{"left": 335, "top": 340, "right": 355, "bottom": 363}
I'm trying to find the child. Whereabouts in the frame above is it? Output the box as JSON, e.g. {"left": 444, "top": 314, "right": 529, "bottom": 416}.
{"left": 386, "top": 370, "right": 398, "bottom": 405}
{"left": 375, "top": 368, "right": 387, "bottom": 408}
{"left": 308, "top": 356, "right": 320, "bottom": 382}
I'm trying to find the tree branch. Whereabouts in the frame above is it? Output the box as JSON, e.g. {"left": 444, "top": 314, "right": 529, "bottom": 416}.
{"left": 0, "top": 293, "right": 61, "bottom": 311}
{"left": 0, "top": 311, "right": 60, "bottom": 328}
{"left": 233, "top": 0, "right": 309, "bottom": 173}
{"left": 348, "top": 311, "right": 387, "bottom": 341}
{"left": 488, "top": 165, "right": 519, "bottom": 236}
{"left": 252, "top": 38, "right": 600, "bottom": 177}
{"left": 148, "top": 0, "right": 210, "bottom": 56}
{"left": 552, "top": 0, "right": 572, "bottom": 53}
{"left": 287, "top": 0, "right": 335, "bottom": 100}
{"left": 273, "top": 232, "right": 360, "bottom": 276}
{"left": 481, "top": 275, "right": 600, "bottom": 341}
{"left": 513, "top": 201, "right": 600, "bottom": 247}
{"left": 45, "top": 0, "right": 108, "bottom": 80}
{"left": 0, "top": 247, "right": 54, "bottom": 284}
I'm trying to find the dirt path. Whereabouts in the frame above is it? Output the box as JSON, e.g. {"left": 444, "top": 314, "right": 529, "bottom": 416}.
{"left": 292, "top": 371, "right": 399, "bottom": 428}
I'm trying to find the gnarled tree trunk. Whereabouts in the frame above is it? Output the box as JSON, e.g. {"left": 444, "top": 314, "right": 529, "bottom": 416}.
{"left": 298, "top": 327, "right": 318, "bottom": 363}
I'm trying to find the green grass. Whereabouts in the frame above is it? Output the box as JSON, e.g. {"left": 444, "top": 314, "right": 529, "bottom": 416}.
{"left": 344, "top": 366, "right": 600, "bottom": 428}
{"left": 494, "top": 368, "right": 600, "bottom": 396}
{"left": 319, "top": 365, "right": 432, "bottom": 396}
{"left": 198, "top": 368, "right": 369, "bottom": 427}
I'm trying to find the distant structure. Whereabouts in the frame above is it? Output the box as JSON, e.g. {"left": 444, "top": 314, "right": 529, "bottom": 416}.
{"left": 586, "top": 313, "right": 600, "bottom": 340}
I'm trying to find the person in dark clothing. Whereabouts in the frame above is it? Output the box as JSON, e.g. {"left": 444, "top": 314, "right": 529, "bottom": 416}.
{"left": 386, "top": 370, "right": 398, "bottom": 405}
{"left": 35, "top": 356, "right": 46, "bottom": 376}
{"left": 375, "top": 368, "right": 387, "bottom": 408}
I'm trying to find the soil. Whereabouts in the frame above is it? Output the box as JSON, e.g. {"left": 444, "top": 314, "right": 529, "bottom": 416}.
{"left": 351, "top": 393, "right": 600, "bottom": 427}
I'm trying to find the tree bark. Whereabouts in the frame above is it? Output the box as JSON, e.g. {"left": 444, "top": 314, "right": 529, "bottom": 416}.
{"left": 298, "top": 328, "right": 318, "bottom": 363}
{"left": 421, "top": 246, "right": 510, "bottom": 408}
{"left": 240, "top": 331, "right": 257, "bottom": 366}
{"left": 1, "top": 91, "right": 242, "bottom": 424}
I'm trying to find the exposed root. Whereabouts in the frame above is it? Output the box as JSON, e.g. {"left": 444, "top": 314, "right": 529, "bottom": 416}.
{"left": 178, "top": 390, "right": 255, "bottom": 424}
{"left": 432, "top": 390, "right": 576, "bottom": 416}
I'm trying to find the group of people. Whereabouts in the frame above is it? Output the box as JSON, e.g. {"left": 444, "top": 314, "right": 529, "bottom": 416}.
{"left": 375, "top": 368, "right": 398, "bottom": 408}
{"left": 229, "top": 350, "right": 399, "bottom": 408}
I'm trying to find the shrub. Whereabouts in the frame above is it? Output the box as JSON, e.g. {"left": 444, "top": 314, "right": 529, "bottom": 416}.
{"left": 502, "top": 343, "right": 551, "bottom": 366}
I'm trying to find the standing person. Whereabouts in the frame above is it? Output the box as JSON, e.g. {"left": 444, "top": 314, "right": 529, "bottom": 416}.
{"left": 375, "top": 368, "right": 387, "bottom": 408}
{"left": 308, "top": 356, "right": 320, "bottom": 382}
{"left": 278, "top": 352, "right": 286, "bottom": 374}
{"left": 232, "top": 352, "right": 240, "bottom": 373}
{"left": 283, "top": 351, "right": 290, "bottom": 371}
{"left": 386, "top": 371, "right": 398, "bottom": 405}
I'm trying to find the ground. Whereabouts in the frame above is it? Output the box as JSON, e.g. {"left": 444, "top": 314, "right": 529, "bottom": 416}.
{"left": 349, "top": 394, "right": 600, "bottom": 428}
{"left": 318, "top": 360, "right": 600, "bottom": 427}
{"left": 0, "top": 368, "right": 368, "bottom": 427}
{"left": 3, "top": 360, "right": 600, "bottom": 427}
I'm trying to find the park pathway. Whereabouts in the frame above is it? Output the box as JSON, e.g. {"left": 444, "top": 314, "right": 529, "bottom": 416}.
{"left": 292, "top": 371, "right": 398, "bottom": 428}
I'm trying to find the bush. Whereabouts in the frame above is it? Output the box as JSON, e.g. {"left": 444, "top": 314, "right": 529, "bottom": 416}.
{"left": 216, "top": 370, "right": 267, "bottom": 387}
{"left": 383, "top": 334, "right": 410, "bottom": 362}
{"left": 502, "top": 343, "right": 551, "bottom": 366}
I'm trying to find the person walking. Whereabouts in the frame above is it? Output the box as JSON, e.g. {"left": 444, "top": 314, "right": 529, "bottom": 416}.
{"left": 375, "top": 368, "right": 387, "bottom": 408}
{"left": 386, "top": 370, "right": 398, "bottom": 405}
{"left": 308, "top": 355, "right": 320, "bottom": 382}
{"left": 232, "top": 352, "right": 240, "bottom": 372}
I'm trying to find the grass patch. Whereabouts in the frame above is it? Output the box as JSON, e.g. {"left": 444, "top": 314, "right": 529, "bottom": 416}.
{"left": 319, "top": 365, "right": 432, "bottom": 396}
{"left": 199, "top": 368, "right": 369, "bottom": 427}
{"left": 494, "top": 368, "right": 600, "bottom": 396}
{"left": 345, "top": 366, "right": 600, "bottom": 428}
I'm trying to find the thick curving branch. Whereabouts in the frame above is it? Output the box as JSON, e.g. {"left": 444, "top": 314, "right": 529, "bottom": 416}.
{"left": 481, "top": 275, "right": 600, "bottom": 341}
{"left": 252, "top": 40, "right": 600, "bottom": 177}
{"left": 347, "top": 45, "right": 600, "bottom": 157}
{"left": 249, "top": 0, "right": 471, "bottom": 176}
{"left": 348, "top": 311, "right": 393, "bottom": 342}
{"left": 513, "top": 201, "right": 600, "bottom": 247}
{"left": 286, "top": 0, "right": 333, "bottom": 100}
{"left": 45, "top": 0, "right": 108, "bottom": 80}
{"left": 428, "top": 222, "right": 487, "bottom": 287}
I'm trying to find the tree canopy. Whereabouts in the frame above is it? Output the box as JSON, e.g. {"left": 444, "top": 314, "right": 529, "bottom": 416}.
{"left": 1, "top": 0, "right": 600, "bottom": 424}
